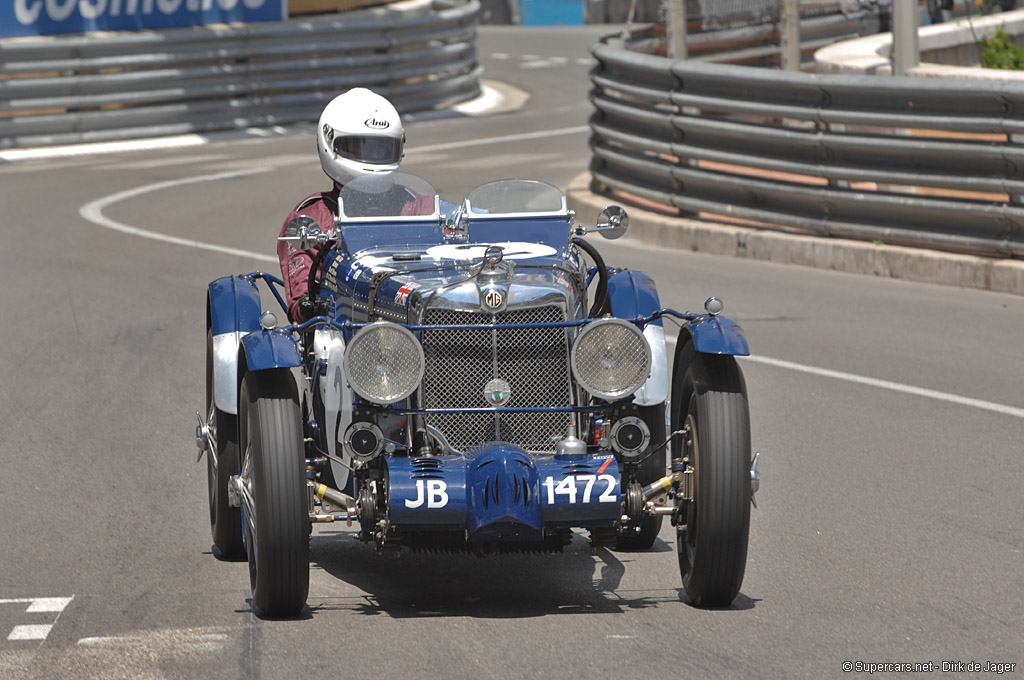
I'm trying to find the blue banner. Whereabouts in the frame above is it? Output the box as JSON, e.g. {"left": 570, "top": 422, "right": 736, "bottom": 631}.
{"left": 1, "top": 0, "right": 287, "bottom": 38}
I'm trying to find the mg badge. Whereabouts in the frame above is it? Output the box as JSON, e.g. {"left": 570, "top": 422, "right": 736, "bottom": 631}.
{"left": 484, "top": 378, "right": 511, "bottom": 407}
{"left": 483, "top": 288, "right": 505, "bottom": 310}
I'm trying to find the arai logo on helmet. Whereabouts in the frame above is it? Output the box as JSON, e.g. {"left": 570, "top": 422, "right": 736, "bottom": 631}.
{"left": 364, "top": 117, "right": 390, "bottom": 130}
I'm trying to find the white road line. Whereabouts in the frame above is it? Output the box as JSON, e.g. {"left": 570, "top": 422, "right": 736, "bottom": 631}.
{"left": 0, "top": 135, "right": 206, "bottom": 161}
{"left": 79, "top": 168, "right": 278, "bottom": 264}
{"left": 742, "top": 354, "right": 1024, "bottom": 419}
{"left": 8, "top": 625, "right": 52, "bottom": 642}
{"left": 0, "top": 597, "right": 73, "bottom": 612}
{"left": 1, "top": 596, "right": 73, "bottom": 644}
{"left": 663, "top": 336, "right": 1024, "bottom": 419}
{"left": 77, "top": 127, "right": 590, "bottom": 263}
{"left": 24, "top": 597, "right": 73, "bottom": 613}
{"left": 78, "top": 631, "right": 229, "bottom": 649}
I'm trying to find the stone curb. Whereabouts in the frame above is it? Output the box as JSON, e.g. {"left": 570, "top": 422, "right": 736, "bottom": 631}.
{"left": 565, "top": 173, "right": 1024, "bottom": 296}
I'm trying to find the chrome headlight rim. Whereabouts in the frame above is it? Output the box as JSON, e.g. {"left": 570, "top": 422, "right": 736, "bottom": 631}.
{"left": 570, "top": 317, "right": 652, "bottom": 401}
{"left": 343, "top": 320, "right": 424, "bottom": 405}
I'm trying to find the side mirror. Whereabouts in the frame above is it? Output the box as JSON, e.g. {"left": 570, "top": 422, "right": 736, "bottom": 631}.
{"left": 594, "top": 205, "right": 628, "bottom": 240}
{"left": 278, "top": 215, "right": 334, "bottom": 250}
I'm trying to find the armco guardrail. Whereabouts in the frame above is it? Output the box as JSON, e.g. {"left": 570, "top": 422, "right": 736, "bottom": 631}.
{"left": 588, "top": 41, "right": 1024, "bottom": 259}
{"left": 622, "top": 8, "right": 874, "bottom": 67}
{"left": 0, "top": 0, "right": 481, "bottom": 148}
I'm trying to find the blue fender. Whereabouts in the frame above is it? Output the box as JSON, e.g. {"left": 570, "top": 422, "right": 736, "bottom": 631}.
{"left": 684, "top": 315, "right": 750, "bottom": 356}
{"left": 606, "top": 270, "right": 668, "bottom": 406}
{"left": 208, "top": 276, "right": 262, "bottom": 336}
{"left": 240, "top": 330, "right": 301, "bottom": 372}
{"left": 207, "top": 276, "right": 263, "bottom": 415}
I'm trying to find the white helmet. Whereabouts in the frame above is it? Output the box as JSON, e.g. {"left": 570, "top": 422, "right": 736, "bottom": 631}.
{"left": 316, "top": 88, "right": 405, "bottom": 186}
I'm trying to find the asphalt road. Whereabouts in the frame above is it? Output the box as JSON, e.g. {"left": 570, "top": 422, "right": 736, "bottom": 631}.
{"left": 1, "top": 25, "right": 1022, "bottom": 680}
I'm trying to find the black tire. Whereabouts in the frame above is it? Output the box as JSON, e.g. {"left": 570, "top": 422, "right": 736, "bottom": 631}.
{"left": 238, "top": 368, "right": 310, "bottom": 617}
{"left": 671, "top": 339, "right": 751, "bottom": 607}
{"left": 614, "top": 403, "right": 667, "bottom": 551}
{"left": 206, "top": 328, "right": 244, "bottom": 560}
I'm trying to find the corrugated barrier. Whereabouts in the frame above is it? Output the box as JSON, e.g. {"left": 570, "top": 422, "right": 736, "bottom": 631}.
{"left": 588, "top": 40, "right": 1024, "bottom": 258}
{"left": 0, "top": 0, "right": 481, "bottom": 148}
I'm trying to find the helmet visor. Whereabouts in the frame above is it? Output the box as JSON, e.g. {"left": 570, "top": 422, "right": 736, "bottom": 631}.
{"left": 332, "top": 135, "right": 403, "bottom": 165}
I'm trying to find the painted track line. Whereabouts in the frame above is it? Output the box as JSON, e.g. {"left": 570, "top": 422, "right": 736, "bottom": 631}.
{"left": 79, "top": 168, "right": 278, "bottom": 264}
{"left": 663, "top": 335, "right": 1022, "bottom": 419}
{"left": 741, "top": 354, "right": 1024, "bottom": 419}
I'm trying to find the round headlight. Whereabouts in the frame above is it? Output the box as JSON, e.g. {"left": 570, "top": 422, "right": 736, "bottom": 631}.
{"left": 571, "top": 318, "right": 651, "bottom": 401}
{"left": 344, "top": 321, "right": 424, "bottom": 404}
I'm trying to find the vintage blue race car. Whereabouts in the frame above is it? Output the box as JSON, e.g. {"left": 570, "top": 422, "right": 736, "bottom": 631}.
{"left": 196, "top": 173, "right": 760, "bottom": 616}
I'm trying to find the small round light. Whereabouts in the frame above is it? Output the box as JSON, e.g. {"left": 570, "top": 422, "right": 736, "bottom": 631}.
{"left": 259, "top": 311, "right": 278, "bottom": 330}
{"left": 344, "top": 321, "right": 424, "bottom": 404}
{"left": 344, "top": 422, "right": 384, "bottom": 459}
{"left": 571, "top": 318, "right": 651, "bottom": 401}
{"left": 704, "top": 297, "right": 724, "bottom": 316}
{"left": 610, "top": 416, "right": 651, "bottom": 458}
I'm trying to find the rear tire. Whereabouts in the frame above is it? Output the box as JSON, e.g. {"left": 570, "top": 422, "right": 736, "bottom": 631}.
{"left": 614, "top": 403, "right": 667, "bottom": 551}
{"left": 672, "top": 340, "right": 751, "bottom": 607}
{"left": 206, "top": 329, "right": 244, "bottom": 560}
{"left": 239, "top": 368, "right": 309, "bottom": 617}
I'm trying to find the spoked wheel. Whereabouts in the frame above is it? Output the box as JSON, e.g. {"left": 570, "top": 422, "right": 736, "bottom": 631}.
{"left": 205, "top": 329, "right": 244, "bottom": 559}
{"left": 671, "top": 340, "right": 751, "bottom": 607}
{"left": 615, "top": 403, "right": 667, "bottom": 551}
{"left": 238, "top": 368, "right": 309, "bottom": 617}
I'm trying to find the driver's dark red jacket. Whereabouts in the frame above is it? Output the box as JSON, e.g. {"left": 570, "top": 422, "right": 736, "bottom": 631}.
{"left": 277, "top": 187, "right": 434, "bottom": 322}
{"left": 277, "top": 189, "right": 340, "bottom": 323}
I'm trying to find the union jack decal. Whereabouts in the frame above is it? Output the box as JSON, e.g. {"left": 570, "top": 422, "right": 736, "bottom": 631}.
{"left": 395, "top": 282, "right": 420, "bottom": 305}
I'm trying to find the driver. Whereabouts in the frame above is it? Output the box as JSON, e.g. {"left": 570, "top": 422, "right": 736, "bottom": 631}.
{"left": 277, "top": 88, "right": 428, "bottom": 322}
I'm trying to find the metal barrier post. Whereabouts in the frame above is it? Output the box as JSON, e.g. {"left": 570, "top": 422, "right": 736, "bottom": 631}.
{"left": 892, "top": 0, "right": 920, "bottom": 76}
{"left": 781, "top": 0, "right": 800, "bottom": 71}
{"left": 667, "top": 0, "right": 687, "bottom": 60}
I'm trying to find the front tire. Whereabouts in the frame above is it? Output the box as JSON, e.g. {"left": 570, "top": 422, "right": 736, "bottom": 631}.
{"left": 672, "top": 341, "right": 751, "bottom": 607}
{"left": 206, "top": 329, "right": 244, "bottom": 559}
{"left": 238, "top": 368, "right": 309, "bottom": 617}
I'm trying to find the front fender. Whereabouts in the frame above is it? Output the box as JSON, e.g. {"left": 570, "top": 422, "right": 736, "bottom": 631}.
{"left": 607, "top": 270, "right": 668, "bottom": 406}
{"left": 684, "top": 315, "right": 750, "bottom": 356}
{"left": 208, "top": 276, "right": 263, "bottom": 415}
{"left": 239, "top": 331, "right": 301, "bottom": 372}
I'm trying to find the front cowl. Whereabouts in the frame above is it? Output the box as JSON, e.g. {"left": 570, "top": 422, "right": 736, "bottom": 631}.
{"left": 466, "top": 444, "right": 543, "bottom": 542}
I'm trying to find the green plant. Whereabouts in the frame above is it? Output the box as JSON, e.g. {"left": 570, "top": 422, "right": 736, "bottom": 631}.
{"left": 981, "top": 25, "right": 1024, "bottom": 70}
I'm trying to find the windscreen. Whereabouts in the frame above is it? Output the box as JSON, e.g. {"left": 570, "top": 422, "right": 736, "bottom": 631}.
{"left": 339, "top": 172, "right": 437, "bottom": 219}
{"left": 466, "top": 179, "right": 566, "bottom": 215}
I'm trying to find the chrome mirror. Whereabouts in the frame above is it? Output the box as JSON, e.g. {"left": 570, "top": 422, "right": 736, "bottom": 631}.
{"left": 594, "top": 205, "right": 628, "bottom": 240}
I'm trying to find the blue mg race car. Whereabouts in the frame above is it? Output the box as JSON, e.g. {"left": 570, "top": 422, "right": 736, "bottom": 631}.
{"left": 196, "top": 173, "right": 760, "bottom": 616}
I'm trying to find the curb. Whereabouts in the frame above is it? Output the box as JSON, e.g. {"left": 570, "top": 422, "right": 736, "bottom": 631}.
{"left": 565, "top": 173, "right": 1024, "bottom": 297}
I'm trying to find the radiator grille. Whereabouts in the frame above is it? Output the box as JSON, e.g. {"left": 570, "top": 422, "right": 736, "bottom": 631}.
{"left": 420, "top": 305, "right": 573, "bottom": 453}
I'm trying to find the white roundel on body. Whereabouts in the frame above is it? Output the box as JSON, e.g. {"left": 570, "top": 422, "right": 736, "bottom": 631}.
{"left": 425, "top": 242, "right": 557, "bottom": 261}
